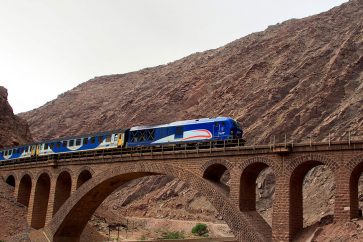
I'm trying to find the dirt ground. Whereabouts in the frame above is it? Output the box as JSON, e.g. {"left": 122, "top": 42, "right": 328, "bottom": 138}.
{"left": 90, "top": 216, "right": 233, "bottom": 241}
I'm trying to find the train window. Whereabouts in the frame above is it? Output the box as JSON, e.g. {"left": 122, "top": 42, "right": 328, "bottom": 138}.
{"left": 50, "top": 143, "right": 54, "bottom": 149}
{"left": 146, "top": 129, "right": 155, "bottom": 141}
{"left": 62, "top": 141, "right": 67, "bottom": 147}
{"left": 83, "top": 138, "right": 88, "bottom": 145}
{"left": 175, "top": 126, "right": 184, "bottom": 138}
{"left": 221, "top": 121, "right": 226, "bottom": 126}
{"left": 76, "top": 139, "right": 81, "bottom": 146}
{"left": 0, "top": 151, "right": 2, "bottom": 156}
{"left": 130, "top": 131, "right": 137, "bottom": 142}
{"left": 91, "top": 137, "right": 95, "bottom": 144}
{"left": 105, "top": 135, "right": 111, "bottom": 142}
{"left": 98, "top": 136, "right": 103, "bottom": 143}
{"left": 214, "top": 122, "right": 219, "bottom": 127}
{"left": 45, "top": 144, "right": 49, "bottom": 149}
{"left": 56, "top": 142, "right": 61, "bottom": 148}
{"left": 69, "top": 140, "right": 74, "bottom": 146}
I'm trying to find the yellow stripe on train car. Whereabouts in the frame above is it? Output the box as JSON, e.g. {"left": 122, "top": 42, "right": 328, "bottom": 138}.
{"left": 117, "top": 133, "right": 124, "bottom": 147}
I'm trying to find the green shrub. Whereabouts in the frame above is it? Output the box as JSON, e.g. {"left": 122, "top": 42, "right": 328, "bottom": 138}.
{"left": 139, "top": 235, "right": 147, "bottom": 240}
{"left": 160, "top": 230, "right": 185, "bottom": 240}
{"left": 192, "top": 223, "right": 208, "bottom": 236}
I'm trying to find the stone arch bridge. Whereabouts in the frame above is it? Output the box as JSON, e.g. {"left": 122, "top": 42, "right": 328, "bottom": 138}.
{"left": 1, "top": 141, "right": 363, "bottom": 242}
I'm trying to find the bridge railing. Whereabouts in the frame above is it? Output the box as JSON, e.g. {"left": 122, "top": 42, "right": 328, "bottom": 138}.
{"left": 244, "top": 128, "right": 363, "bottom": 147}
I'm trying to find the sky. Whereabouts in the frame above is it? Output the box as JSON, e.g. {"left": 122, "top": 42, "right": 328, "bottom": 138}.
{"left": 0, "top": 0, "right": 348, "bottom": 114}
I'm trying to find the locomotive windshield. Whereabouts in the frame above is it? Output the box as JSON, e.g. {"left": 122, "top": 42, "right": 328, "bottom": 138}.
{"left": 233, "top": 120, "right": 242, "bottom": 131}
{"left": 232, "top": 120, "right": 243, "bottom": 139}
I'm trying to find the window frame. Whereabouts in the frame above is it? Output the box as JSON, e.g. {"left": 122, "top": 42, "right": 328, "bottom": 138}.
{"left": 76, "top": 139, "right": 81, "bottom": 146}
{"left": 105, "top": 135, "right": 111, "bottom": 143}
{"left": 69, "top": 140, "right": 75, "bottom": 146}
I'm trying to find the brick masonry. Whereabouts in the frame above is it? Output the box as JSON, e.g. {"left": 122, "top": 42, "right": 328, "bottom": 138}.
{"left": 0, "top": 141, "right": 362, "bottom": 241}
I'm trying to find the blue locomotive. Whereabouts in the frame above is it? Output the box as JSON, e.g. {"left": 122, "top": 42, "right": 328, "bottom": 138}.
{"left": 127, "top": 117, "right": 242, "bottom": 147}
{"left": 0, "top": 117, "right": 243, "bottom": 162}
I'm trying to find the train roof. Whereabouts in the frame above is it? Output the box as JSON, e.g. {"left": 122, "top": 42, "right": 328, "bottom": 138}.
{"left": 130, "top": 117, "right": 234, "bottom": 131}
{"left": 39, "top": 128, "right": 126, "bottom": 144}
{"left": 0, "top": 128, "right": 126, "bottom": 151}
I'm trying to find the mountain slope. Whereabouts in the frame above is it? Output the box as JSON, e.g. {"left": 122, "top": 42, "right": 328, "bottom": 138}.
{"left": 21, "top": 0, "right": 363, "bottom": 143}
{"left": 0, "top": 87, "right": 33, "bottom": 148}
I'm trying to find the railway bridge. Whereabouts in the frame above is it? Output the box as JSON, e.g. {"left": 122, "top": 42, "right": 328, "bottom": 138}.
{"left": 1, "top": 140, "right": 363, "bottom": 242}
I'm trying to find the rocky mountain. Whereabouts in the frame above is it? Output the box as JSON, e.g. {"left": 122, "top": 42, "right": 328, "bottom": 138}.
{"left": 0, "top": 86, "right": 33, "bottom": 148}
{"left": 20, "top": 0, "right": 363, "bottom": 144}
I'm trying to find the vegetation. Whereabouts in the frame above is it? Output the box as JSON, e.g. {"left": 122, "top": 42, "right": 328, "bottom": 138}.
{"left": 138, "top": 235, "right": 147, "bottom": 240}
{"left": 159, "top": 230, "right": 185, "bottom": 240}
{"left": 192, "top": 223, "right": 208, "bottom": 236}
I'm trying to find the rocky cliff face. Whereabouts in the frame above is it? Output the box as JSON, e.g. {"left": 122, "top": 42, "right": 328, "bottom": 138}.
{"left": 20, "top": 0, "right": 363, "bottom": 144}
{"left": 0, "top": 87, "right": 33, "bottom": 148}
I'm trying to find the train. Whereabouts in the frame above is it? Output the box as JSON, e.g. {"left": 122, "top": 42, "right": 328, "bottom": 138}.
{"left": 0, "top": 117, "right": 243, "bottom": 162}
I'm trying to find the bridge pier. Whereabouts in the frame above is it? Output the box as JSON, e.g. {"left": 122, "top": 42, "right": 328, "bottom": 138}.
{"left": 229, "top": 167, "right": 241, "bottom": 207}
{"left": 45, "top": 178, "right": 57, "bottom": 225}
{"left": 334, "top": 167, "right": 351, "bottom": 221}
{"left": 27, "top": 177, "right": 37, "bottom": 226}
{"left": 71, "top": 177, "right": 78, "bottom": 194}
{"left": 272, "top": 174, "right": 290, "bottom": 241}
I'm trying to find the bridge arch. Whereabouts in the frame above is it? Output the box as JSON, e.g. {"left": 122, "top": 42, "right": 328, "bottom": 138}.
{"left": 35, "top": 169, "right": 53, "bottom": 181}
{"left": 76, "top": 166, "right": 94, "bottom": 189}
{"left": 53, "top": 170, "right": 72, "bottom": 216}
{"left": 286, "top": 154, "right": 338, "bottom": 238}
{"left": 17, "top": 173, "right": 33, "bottom": 207}
{"left": 201, "top": 159, "right": 233, "bottom": 194}
{"left": 5, "top": 173, "right": 16, "bottom": 188}
{"left": 32, "top": 172, "right": 51, "bottom": 229}
{"left": 239, "top": 157, "right": 277, "bottom": 212}
{"left": 46, "top": 162, "right": 264, "bottom": 242}
{"left": 347, "top": 154, "right": 363, "bottom": 219}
